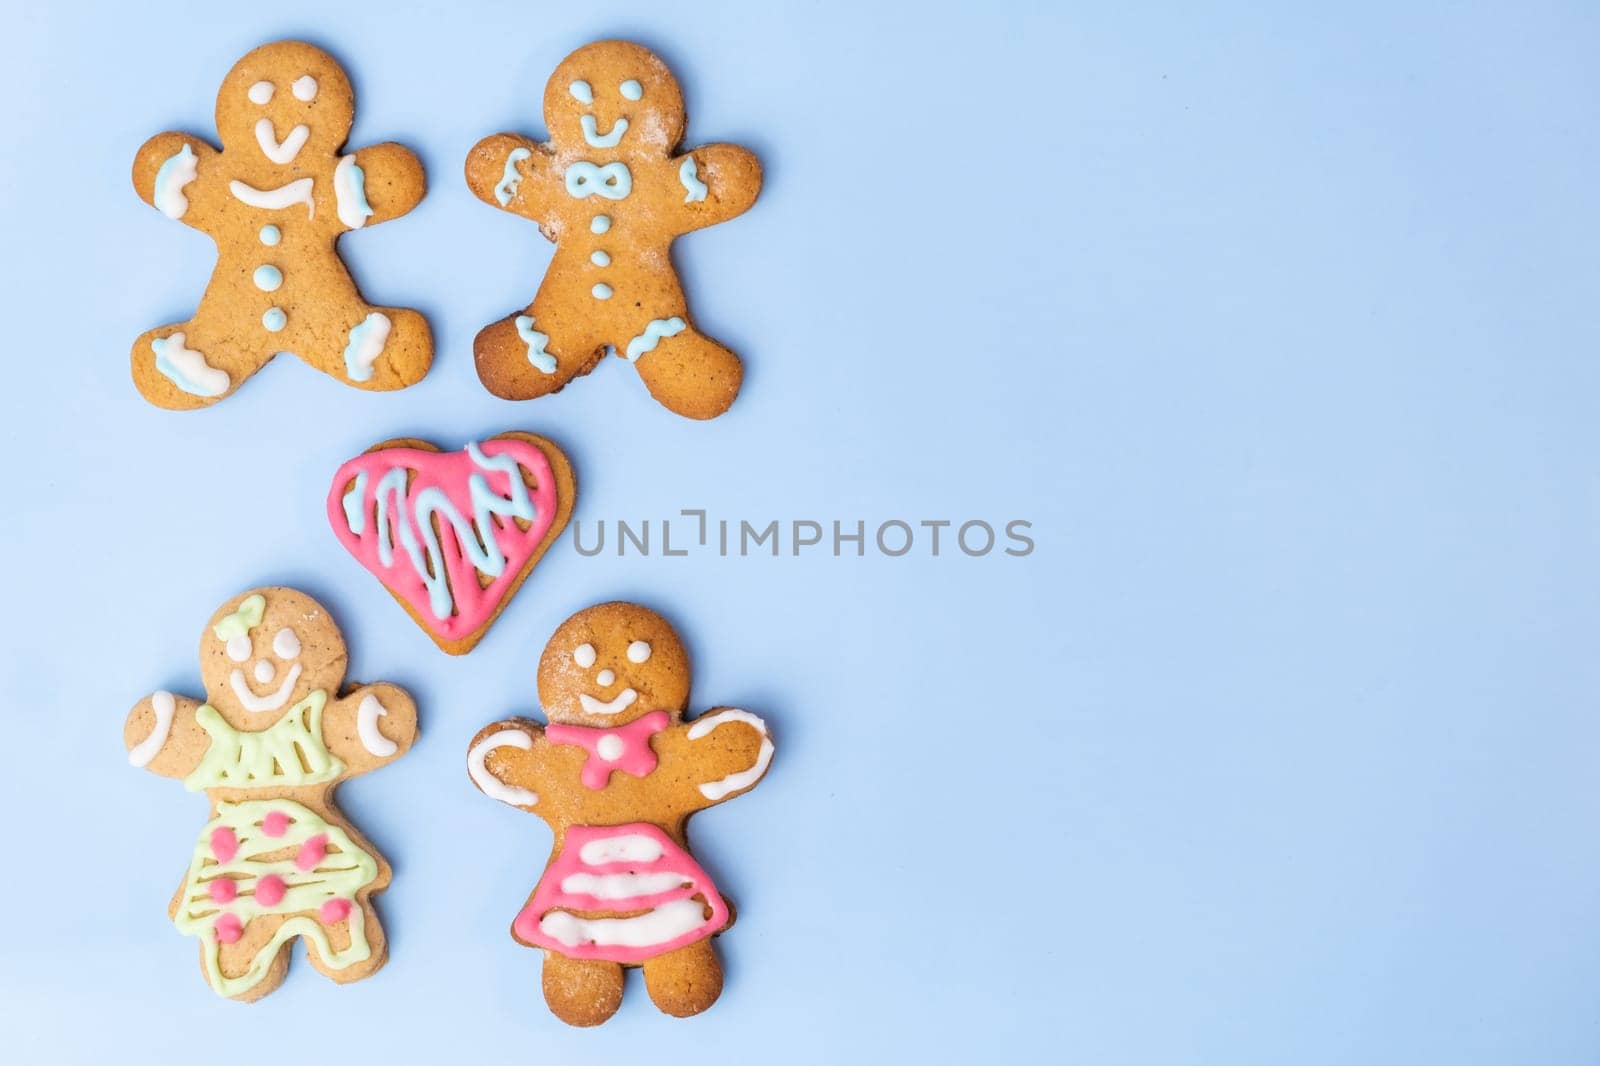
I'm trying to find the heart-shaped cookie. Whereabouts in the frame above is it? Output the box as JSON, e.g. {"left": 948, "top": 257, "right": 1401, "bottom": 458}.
{"left": 327, "top": 432, "right": 575, "bottom": 654}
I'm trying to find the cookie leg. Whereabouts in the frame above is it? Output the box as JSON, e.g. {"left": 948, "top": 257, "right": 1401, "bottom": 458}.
{"left": 630, "top": 325, "right": 743, "bottom": 420}
{"left": 641, "top": 938, "right": 724, "bottom": 1018}
{"left": 542, "top": 951, "right": 625, "bottom": 1027}
{"left": 330, "top": 306, "right": 433, "bottom": 391}
{"left": 474, "top": 312, "right": 603, "bottom": 401}
{"left": 131, "top": 321, "right": 257, "bottom": 410}
{"left": 301, "top": 904, "right": 390, "bottom": 986}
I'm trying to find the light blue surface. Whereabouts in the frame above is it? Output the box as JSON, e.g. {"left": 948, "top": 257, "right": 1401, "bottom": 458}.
{"left": 1, "top": 1, "right": 1597, "bottom": 1062}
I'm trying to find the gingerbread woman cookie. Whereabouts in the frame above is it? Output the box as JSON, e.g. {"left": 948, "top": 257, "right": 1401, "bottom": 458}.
{"left": 467, "top": 602, "right": 774, "bottom": 1025}
{"left": 124, "top": 588, "right": 418, "bottom": 1001}
{"left": 465, "top": 40, "right": 762, "bottom": 420}
{"left": 131, "top": 40, "right": 431, "bottom": 408}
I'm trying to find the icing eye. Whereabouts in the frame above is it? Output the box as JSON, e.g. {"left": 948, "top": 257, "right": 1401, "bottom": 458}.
{"left": 226, "top": 635, "right": 251, "bottom": 662}
{"left": 291, "top": 75, "right": 317, "bottom": 101}
{"left": 596, "top": 669, "right": 616, "bottom": 686}
{"left": 273, "top": 628, "right": 301, "bottom": 659}
{"left": 620, "top": 79, "right": 642, "bottom": 101}
{"left": 627, "top": 640, "right": 651, "bottom": 663}
{"left": 569, "top": 80, "right": 593, "bottom": 104}
{"left": 573, "top": 642, "right": 597, "bottom": 668}
{"left": 253, "top": 660, "right": 275, "bottom": 684}
{"left": 248, "top": 81, "right": 275, "bottom": 105}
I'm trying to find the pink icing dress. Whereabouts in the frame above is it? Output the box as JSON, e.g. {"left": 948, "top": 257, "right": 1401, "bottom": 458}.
{"left": 513, "top": 713, "right": 729, "bottom": 964}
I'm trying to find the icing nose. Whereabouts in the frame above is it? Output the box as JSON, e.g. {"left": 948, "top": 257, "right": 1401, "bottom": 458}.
{"left": 596, "top": 669, "right": 616, "bottom": 687}
{"left": 253, "top": 660, "right": 275, "bottom": 684}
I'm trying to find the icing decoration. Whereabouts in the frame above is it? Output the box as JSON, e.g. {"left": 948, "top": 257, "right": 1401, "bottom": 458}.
{"left": 254, "top": 118, "right": 309, "bottom": 164}
{"left": 230, "top": 177, "right": 315, "bottom": 218}
{"left": 591, "top": 283, "right": 613, "bottom": 300}
{"left": 578, "top": 688, "right": 637, "bottom": 717}
{"left": 595, "top": 669, "right": 616, "bottom": 687}
{"left": 573, "top": 643, "right": 597, "bottom": 668}
{"left": 174, "top": 798, "right": 376, "bottom": 998}
{"left": 343, "top": 312, "right": 391, "bottom": 382}
{"left": 151, "top": 333, "right": 229, "bottom": 397}
{"left": 547, "top": 711, "right": 668, "bottom": 789}
{"left": 211, "top": 826, "right": 239, "bottom": 862}
{"left": 262, "top": 307, "right": 286, "bottom": 332}
{"left": 209, "top": 877, "right": 238, "bottom": 903}
{"left": 468, "top": 730, "right": 538, "bottom": 806}
{"left": 564, "top": 161, "right": 632, "bottom": 200}
{"left": 327, "top": 439, "right": 559, "bottom": 637}
{"left": 253, "top": 660, "right": 274, "bottom": 684}
{"left": 229, "top": 661, "right": 303, "bottom": 713}
{"left": 248, "top": 81, "right": 274, "bottom": 104}
{"left": 515, "top": 315, "right": 557, "bottom": 374}
{"left": 356, "top": 694, "right": 398, "bottom": 757}
{"left": 291, "top": 75, "right": 317, "bottom": 101}
{"left": 129, "top": 690, "right": 177, "bottom": 767}
{"left": 259, "top": 224, "right": 280, "bottom": 245}
{"left": 678, "top": 156, "right": 708, "bottom": 203}
{"left": 620, "top": 79, "right": 642, "bottom": 101}
{"left": 590, "top": 250, "right": 610, "bottom": 267}
{"left": 321, "top": 898, "right": 352, "bottom": 923}
{"left": 296, "top": 834, "right": 328, "bottom": 871}
{"left": 226, "top": 636, "right": 251, "bottom": 662}
{"left": 334, "top": 154, "right": 374, "bottom": 229}
{"left": 580, "top": 114, "right": 629, "bottom": 149}
{"left": 273, "top": 628, "right": 300, "bottom": 659}
{"left": 626, "top": 640, "right": 652, "bottom": 663}
{"left": 262, "top": 811, "right": 289, "bottom": 837}
{"left": 253, "top": 264, "right": 283, "bottom": 292}
{"left": 184, "top": 693, "right": 342, "bottom": 791}
{"left": 214, "top": 595, "right": 265, "bottom": 641}
{"left": 623, "top": 317, "right": 686, "bottom": 363}
{"left": 153, "top": 143, "right": 198, "bottom": 220}
{"left": 688, "top": 709, "right": 773, "bottom": 801}
{"left": 495, "top": 147, "right": 532, "bottom": 206}
{"left": 569, "top": 80, "right": 593, "bottom": 104}
{"left": 514, "top": 823, "right": 728, "bottom": 963}
{"left": 590, "top": 214, "right": 611, "bottom": 234}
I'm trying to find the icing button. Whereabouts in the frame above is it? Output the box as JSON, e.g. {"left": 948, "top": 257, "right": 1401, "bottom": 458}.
{"left": 596, "top": 734, "right": 624, "bottom": 762}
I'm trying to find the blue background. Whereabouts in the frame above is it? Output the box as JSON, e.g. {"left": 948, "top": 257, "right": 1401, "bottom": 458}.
{"left": 2, "top": 1, "right": 1597, "bottom": 1062}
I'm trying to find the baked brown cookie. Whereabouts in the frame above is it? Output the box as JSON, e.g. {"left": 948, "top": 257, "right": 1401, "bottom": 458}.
{"left": 327, "top": 432, "right": 576, "bottom": 655}
{"left": 465, "top": 40, "right": 762, "bottom": 420}
{"left": 131, "top": 40, "right": 431, "bottom": 408}
{"left": 467, "top": 602, "right": 774, "bottom": 1025}
{"left": 124, "top": 587, "right": 418, "bottom": 1001}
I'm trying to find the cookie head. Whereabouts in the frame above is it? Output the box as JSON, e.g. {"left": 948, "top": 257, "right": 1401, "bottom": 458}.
{"left": 198, "top": 588, "right": 347, "bottom": 723}
{"left": 544, "top": 40, "right": 685, "bottom": 156}
{"left": 538, "top": 602, "right": 690, "bottom": 726}
{"left": 216, "top": 41, "right": 355, "bottom": 163}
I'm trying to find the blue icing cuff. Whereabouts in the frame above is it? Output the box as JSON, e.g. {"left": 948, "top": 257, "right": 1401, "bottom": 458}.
{"left": 624, "top": 317, "right": 687, "bottom": 363}
{"left": 679, "top": 156, "right": 708, "bottom": 203}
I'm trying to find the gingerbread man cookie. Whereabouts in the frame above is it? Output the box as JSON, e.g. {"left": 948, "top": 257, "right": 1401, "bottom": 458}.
{"left": 467, "top": 602, "right": 774, "bottom": 1025}
{"left": 124, "top": 588, "right": 418, "bottom": 1001}
{"left": 131, "top": 40, "right": 432, "bottom": 408}
{"left": 465, "top": 40, "right": 762, "bottom": 420}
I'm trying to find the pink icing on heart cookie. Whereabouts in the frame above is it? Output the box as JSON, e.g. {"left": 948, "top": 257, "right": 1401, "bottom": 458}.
{"left": 327, "top": 432, "right": 576, "bottom": 654}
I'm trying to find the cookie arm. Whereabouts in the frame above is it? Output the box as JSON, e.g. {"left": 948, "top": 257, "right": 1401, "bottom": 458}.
{"left": 659, "top": 708, "right": 774, "bottom": 812}
{"left": 349, "top": 142, "right": 426, "bottom": 227}
{"left": 467, "top": 719, "right": 555, "bottom": 811}
{"left": 323, "top": 683, "right": 418, "bottom": 773}
{"left": 464, "top": 134, "right": 561, "bottom": 223}
{"left": 668, "top": 144, "right": 762, "bottom": 233}
{"left": 132, "top": 133, "right": 219, "bottom": 232}
{"left": 124, "top": 690, "right": 207, "bottom": 779}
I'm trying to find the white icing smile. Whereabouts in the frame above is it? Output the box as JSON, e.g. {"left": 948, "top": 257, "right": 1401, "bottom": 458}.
{"left": 255, "top": 118, "right": 310, "bottom": 164}
{"left": 580, "top": 114, "right": 629, "bottom": 148}
{"left": 230, "top": 662, "right": 303, "bottom": 713}
{"left": 578, "top": 688, "right": 638, "bottom": 716}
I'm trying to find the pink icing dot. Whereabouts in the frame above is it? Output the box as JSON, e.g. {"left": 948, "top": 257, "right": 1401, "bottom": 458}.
{"left": 207, "top": 878, "right": 237, "bottom": 904}
{"left": 209, "top": 826, "right": 238, "bottom": 864}
{"left": 255, "top": 874, "right": 286, "bottom": 907}
{"left": 320, "top": 898, "right": 352, "bottom": 924}
{"left": 215, "top": 913, "right": 243, "bottom": 944}
{"left": 295, "top": 834, "right": 328, "bottom": 872}
{"left": 261, "top": 811, "right": 290, "bottom": 837}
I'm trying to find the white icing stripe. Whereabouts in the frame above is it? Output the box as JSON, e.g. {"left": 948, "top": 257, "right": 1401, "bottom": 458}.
{"left": 334, "top": 154, "right": 373, "bottom": 229}
{"left": 468, "top": 730, "right": 537, "bottom": 807}
{"left": 560, "top": 871, "right": 688, "bottom": 899}
{"left": 540, "top": 898, "right": 706, "bottom": 949}
{"left": 688, "top": 709, "right": 773, "bottom": 801}
{"left": 578, "top": 833, "right": 662, "bottom": 865}
{"left": 356, "top": 694, "right": 398, "bottom": 757}
{"left": 153, "top": 144, "right": 198, "bottom": 220}
{"left": 129, "top": 690, "right": 177, "bottom": 767}
{"left": 578, "top": 688, "right": 637, "bottom": 717}
{"left": 229, "top": 663, "right": 302, "bottom": 713}
{"left": 254, "top": 118, "right": 310, "bottom": 164}
{"left": 230, "top": 177, "right": 315, "bottom": 218}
